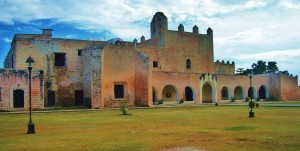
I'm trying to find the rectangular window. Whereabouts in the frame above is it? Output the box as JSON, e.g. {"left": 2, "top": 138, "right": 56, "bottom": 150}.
{"left": 114, "top": 85, "right": 124, "bottom": 98}
{"left": 153, "top": 61, "right": 158, "bottom": 68}
{"left": 54, "top": 53, "right": 66, "bottom": 66}
{"left": 78, "top": 49, "right": 83, "bottom": 56}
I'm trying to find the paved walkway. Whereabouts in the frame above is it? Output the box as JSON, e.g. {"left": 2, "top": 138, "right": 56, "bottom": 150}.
{"left": 1, "top": 101, "right": 299, "bottom": 114}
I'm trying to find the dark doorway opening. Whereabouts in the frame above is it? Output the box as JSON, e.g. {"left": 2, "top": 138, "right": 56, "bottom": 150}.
{"left": 48, "top": 91, "right": 55, "bottom": 106}
{"left": 13, "top": 89, "right": 24, "bottom": 108}
{"left": 221, "top": 87, "right": 229, "bottom": 100}
{"left": 152, "top": 88, "right": 156, "bottom": 104}
{"left": 75, "top": 90, "right": 84, "bottom": 105}
{"left": 185, "top": 87, "right": 193, "bottom": 101}
{"left": 259, "top": 86, "right": 266, "bottom": 99}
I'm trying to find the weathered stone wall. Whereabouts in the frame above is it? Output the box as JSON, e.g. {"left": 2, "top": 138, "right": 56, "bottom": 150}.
{"left": 101, "top": 45, "right": 150, "bottom": 107}
{"left": 280, "top": 74, "right": 300, "bottom": 101}
{"left": 0, "top": 68, "right": 44, "bottom": 111}
{"left": 140, "top": 30, "right": 214, "bottom": 74}
{"left": 7, "top": 32, "right": 103, "bottom": 106}
{"left": 88, "top": 45, "right": 103, "bottom": 108}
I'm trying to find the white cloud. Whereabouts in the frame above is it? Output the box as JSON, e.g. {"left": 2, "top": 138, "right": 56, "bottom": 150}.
{"left": 3, "top": 37, "right": 11, "bottom": 43}
{"left": 234, "top": 49, "right": 300, "bottom": 62}
{"left": 279, "top": 0, "right": 300, "bottom": 9}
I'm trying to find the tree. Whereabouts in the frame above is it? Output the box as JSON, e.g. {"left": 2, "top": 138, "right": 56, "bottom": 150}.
{"left": 267, "top": 61, "right": 279, "bottom": 73}
{"left": 236, "top": 68, "right": 245, "bottom": 75}
{"left": 235, "top": 60, "right": 288, "bottom": 76}
{"left": 252, "top": 60, "right": 266, "bottom": 74}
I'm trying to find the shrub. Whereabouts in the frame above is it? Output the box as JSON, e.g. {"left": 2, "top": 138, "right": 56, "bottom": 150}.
{"left": 179, "top": 98, "right": 185, "bottom": 104}
{"left": 256, "top": 103, "right": 259, "bottom": 108}
{"left": 256, "top": 97, "right": 261, "bottom": 102}
{"left": 158, "top": 99, "right": 164, "bottom": 105}
{"left": 246, "top": 97, "right": 250, "bottom": 102}
{"left": 231, "top": 97, "right": 236, "bottom": 102}
{"left": 120, "top": 104, "right": 129, "bottom": 115}
{"left": 59, "top": 100, "right": 72, "bottom": 107}
{"left": 248, "top": 100, "right": 256, "bottom": 109}
{"left": 134, "top": 97, "right": 148, "bottom": 107}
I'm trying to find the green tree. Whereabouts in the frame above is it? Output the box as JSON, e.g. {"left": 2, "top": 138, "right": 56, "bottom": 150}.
{"left": 236, "top": 68, "right": 245, "bottom": 75}
{"left": 267, "top": 61, "right": 279, "bottom": 73}
{"left": 252, "top": 60, "right": 266, "bottom": 74}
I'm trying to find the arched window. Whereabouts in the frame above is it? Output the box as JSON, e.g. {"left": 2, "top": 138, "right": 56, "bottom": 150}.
{"left": 186, "top": 59, "right": 191, "bottom": 69}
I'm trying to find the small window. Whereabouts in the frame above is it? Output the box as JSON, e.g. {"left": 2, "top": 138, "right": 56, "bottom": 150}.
{"left": 114, "top": 85, "right": 124, "bottom": 98}
{"left": 54, "top": 53, "right": 66, "bottom": 66}
{"left": 78, "top": 49, "right": 83, "bottom": 56}
{"left": 153, "top": 61, "right": 158, "bottom": 68}
{"left": 186, "top": 59, "right": 191, "bottom": 69}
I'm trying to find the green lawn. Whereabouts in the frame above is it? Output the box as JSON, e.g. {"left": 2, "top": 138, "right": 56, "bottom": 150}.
{"left": 0, "top": 106, "right": 299, "bottom": 151}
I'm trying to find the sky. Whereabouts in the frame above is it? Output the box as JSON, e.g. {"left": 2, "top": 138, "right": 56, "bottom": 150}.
{"left": 0, "top": 0, "right": 300, "bottom": 84}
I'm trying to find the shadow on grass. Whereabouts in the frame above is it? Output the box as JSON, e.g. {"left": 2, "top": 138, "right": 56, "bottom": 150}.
{"left": 224, "top": 125, "right": 255, "bottom": 131}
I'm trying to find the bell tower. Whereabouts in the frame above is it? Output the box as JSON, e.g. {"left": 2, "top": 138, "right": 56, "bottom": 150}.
{"left": 150, "top": 12, "right": 168, "bottom": 45}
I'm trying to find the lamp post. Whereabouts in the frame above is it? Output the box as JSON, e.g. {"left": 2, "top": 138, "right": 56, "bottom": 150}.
{"left": 248, "top": 71, "right": 255, "bottom": 118}
{"left": 26, "top": 56, "right": 35, "bottom": 134}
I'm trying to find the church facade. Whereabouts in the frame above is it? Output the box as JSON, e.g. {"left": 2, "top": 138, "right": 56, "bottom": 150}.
{"left": 1, "top": 12, "right": 299, "bottom": 111}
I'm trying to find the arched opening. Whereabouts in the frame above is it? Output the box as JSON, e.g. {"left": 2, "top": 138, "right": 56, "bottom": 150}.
{"left": 234, "top": 86, "right": 244, "bottom": 100}
{"left": 202, "top": 83, "right": 212, "bottom": 103}
{"left": 248, "top": 87, "right": 254, "bottom": 99}
{"left": 186, "top": 59, "right": 191, "bottom": 69}
{"left": 13, "top": 89, "right": 24, "bottom": 108}
{"left": 185, "top": 86, "right": 193, "bottom": 101}
{"left": 221, "top": 86, "right": 229, "bottom": 100}
{"left": 162, "top": 85, "right": 178, "bottom": 102}
{"left": 259, "top": 85, "right": 267, "bottom": 99}
{"left": 152, "top": 87, "right": 157, "bottom": 104}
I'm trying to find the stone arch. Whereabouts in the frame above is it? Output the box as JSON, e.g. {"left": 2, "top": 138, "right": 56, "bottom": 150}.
{"left": 162, "top": 85, "right": 179, "bottom": 102}
{"left": 259, "top": 85, "right": 269, "bottom": 99}
{"left": 234, "top": 86, "right": 245, "bottom": 101}
{"left": 185, "top": 86, "right": 195, "bottom": 101}
{"left": 221, "top": 86, "right": 230, "bottom": 100}
{"left": 202, "top": 82, "right": 215, "bottom": 103}
{"left": 13, "top": 89, "right": 25, "bottom": 108}
{"left": 248, "top": 87, "right": 257, "bottom": 99}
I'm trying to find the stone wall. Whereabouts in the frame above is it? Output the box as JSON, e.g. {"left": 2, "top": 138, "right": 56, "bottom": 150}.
{"left": 280, "top": 74, "right": 300, "bottom": 101}
{"left": 4, "top": 32, "right": 104, "bottom": 106}
{"left": 101, "top": 45, "right": 150, "bottom": 107}
{"left": 0, "top": 68, "right": 44, "bottom": 111}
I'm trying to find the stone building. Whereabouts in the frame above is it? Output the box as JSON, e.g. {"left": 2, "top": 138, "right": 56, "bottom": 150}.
{"left": 1, "top": 12, "right": 300, "bottom": 111}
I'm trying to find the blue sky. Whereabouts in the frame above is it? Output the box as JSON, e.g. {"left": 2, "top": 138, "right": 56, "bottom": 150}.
{"left": 0, "top": 0, "right": 300, "bottom": 83}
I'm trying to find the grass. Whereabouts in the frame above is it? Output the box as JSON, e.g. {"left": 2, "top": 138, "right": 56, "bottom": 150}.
{"left": 0, "top": 106, "right": 300, "bottom": 151}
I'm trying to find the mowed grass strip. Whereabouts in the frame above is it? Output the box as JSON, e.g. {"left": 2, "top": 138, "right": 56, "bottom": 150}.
{"left": 0, "top": 106, "right": 299, "bottom": 151}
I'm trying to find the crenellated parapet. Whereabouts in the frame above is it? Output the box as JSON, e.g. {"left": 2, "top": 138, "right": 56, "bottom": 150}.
{"left": 214, "top": 60, "right": 235, "bottom": 75}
